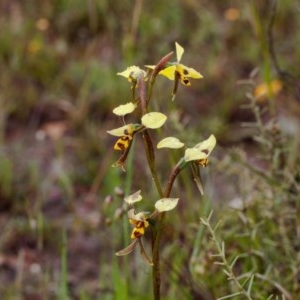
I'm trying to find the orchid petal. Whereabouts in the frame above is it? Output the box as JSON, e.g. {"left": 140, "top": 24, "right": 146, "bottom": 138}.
{"left": 141, "top": 112, "right": 167, "bottom": 129}
{"left": 113, "top": 102, "right": 136, "bottom": 116}
{"left": 107, "top": 124, "right": 140, "bottom": 137}
{"left": 157, "top": 137, "right": 184, "bottom": 149}
{"left": 159, "top": 65, "right": 176, "bottom": 80}
{"left": 184, "top": 135, "right": 216, "bottom": 162}
{"left": 177, "top": 64, "right": 203, "bottom": 79}
{"left": 175, "top": 42, "right": 184, "bottom": 62}
{"left": 125, "top": 190, "right": 143, "bottom": 204}
{"left": 155, "top": 198, "right": 179, "bottom": 212}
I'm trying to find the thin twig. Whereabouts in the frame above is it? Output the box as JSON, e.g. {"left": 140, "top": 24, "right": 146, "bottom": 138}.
{"left": 267, "top": 0, "right": 280, "bottom": 75}
{"left": 267, "top": 0, "right": 300, "bottom": 100}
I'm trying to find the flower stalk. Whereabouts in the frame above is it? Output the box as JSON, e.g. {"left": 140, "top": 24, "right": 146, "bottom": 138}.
{"left": 151, "top": 160, "right": 184, "bottom": 300}
{"left": 147, "top": 51, "right": 174, "bottom": 105}
{"left": 109, "top": 42, "right": 216, "bottom": 300}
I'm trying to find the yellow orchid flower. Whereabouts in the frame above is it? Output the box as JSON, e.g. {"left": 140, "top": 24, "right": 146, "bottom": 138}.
{"left": 184, "top": 134, "right": 217, "bottom": 166}
{"left": 113, "top": 135, "right": 133, "bottom": 151}
{"left": 116, "top": 208, "right": 152, "bottom": 265}
{"left": 159, "top": 42, "right": 203, "bottom": 86}
{"left": 107, "top": 124, "right": 141, "bottom": 152}
{"left": 128, "top": 209, "right": 149, "bottom": 239}
{"left": 117, "top": 65, "right": 147, "bottom": 82}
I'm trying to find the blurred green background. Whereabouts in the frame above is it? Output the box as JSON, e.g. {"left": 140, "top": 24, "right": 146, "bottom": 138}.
{"left": 0, "top": 0, "right": 300, "bottom": 299}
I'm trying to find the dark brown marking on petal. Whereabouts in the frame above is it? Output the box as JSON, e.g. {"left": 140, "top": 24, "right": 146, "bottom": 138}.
{"left": 116, "top": 142, "right": 126, "bottom": 151}
{"left": 135, "top": 221, "right": 144, "bottom": 228}
{"left": 201, "top": 149, "right": 209, "bottom": 154}
{"left": 133, "top": 229, "right": 143, "bottom": 238}
{"left": 183, "top": 69, "right": 189, "bottom": 75}
{"left": 182, "top": 78, "right": 190, "bottom": 86}
{"left": 114, "top": 135, "right": 132, "bottom": 151}
{"left": 122, "top": 135, "right": 131, "bottom": 142}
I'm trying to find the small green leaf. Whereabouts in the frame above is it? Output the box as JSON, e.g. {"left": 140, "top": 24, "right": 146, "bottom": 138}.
{"left": 155, "top": 198, "right": 179, "bottom": 212}
{"left": 229, "top": 256, "right": 239, "bottom": 269}
{"left": 247, "top": 274, "right": 255, "bottom": 295}
{"left": 157, "top": 137, "right": 184, "bottom": 149}
{"left": 217, "top": 292, "right": 242, "bottom": 300}
{"left": 141, "top": 112, "right": 167, "bottom": 129}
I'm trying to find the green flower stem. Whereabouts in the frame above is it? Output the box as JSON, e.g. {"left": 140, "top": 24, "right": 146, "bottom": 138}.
{"left": 147, "top": 51, "right": 173, "bottom": 106}
{"left": 131, "top": 81, "right": 137, "bottom": 101}
{"left": 146, "top": 75, "right": 156, "bottom": 107}
{"left": 151, "top": 159, "right": 184, "bottom": 300}
{"left": 138, "top": 74, "right": 147, "bottom": 115}
{"left": 142, "top": 130, "right": 163, "bottom": 198}
{"left": 152, "top": 212, "right": 164, "bottom": 300}
{"left": 163, "top": 159, "right": 184, "bottom": 198}
{"left": 142, "top": 130, "right": 163, "bottom": 300}
{"left": 141, "top": 128, "right": 163, "bottom": 300}
{"left": 139, "top": 53, "right": 175, "bottom": 299}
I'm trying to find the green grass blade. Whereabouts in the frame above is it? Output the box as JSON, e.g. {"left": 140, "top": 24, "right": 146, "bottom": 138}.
{"left": 60, "top": 229, "right": 69, "bottom": 300}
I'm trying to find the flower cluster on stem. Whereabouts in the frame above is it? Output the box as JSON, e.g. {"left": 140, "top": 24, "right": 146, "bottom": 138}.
{"left": 107, "top": 42, "right": 216, "bottom": 300}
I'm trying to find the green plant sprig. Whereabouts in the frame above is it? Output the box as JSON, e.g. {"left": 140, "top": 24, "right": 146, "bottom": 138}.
{"left": 200, "top": 212, "right": 254, "bottom": 300}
